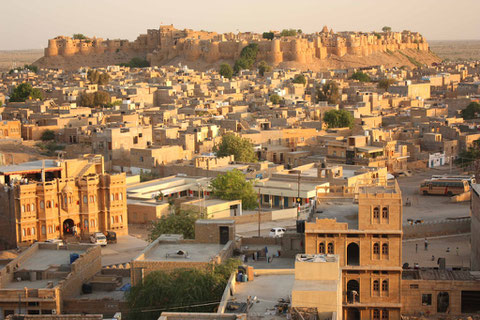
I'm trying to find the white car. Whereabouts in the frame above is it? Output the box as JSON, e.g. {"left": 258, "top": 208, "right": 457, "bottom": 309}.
{"left": 90, "top": 232, "right": 107, "bottom": 246}
{"left": 269, "top": 227, "right": 286, "bottom": 238}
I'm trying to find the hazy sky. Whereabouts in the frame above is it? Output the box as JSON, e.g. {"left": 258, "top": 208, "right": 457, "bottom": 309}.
{"left": 1, "top": 0, "right": 479, "bottom": 50}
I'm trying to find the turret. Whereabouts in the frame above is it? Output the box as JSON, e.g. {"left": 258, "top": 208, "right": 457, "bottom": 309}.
{"left": 271, "top": 39, "right": 283, "bottom": 64}
{"left": 45, "top": 39, "right": 58, "bottom": 57}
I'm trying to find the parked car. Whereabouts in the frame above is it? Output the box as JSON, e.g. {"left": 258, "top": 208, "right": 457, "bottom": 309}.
{"left": 90, "top": 232, "right": 107, "bottom": 246}
{"left": 104, "top": 231, "right": 117, "bottom": 244}
{"left": 45, "top": 239, "right": 63, "bottom": 245}
{"left": 269, "top": 227, "right": 286, "bottom": 238}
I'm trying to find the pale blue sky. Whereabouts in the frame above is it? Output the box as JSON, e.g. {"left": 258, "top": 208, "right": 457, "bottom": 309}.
{"left": 1, "top": 0, "right": 479, "bottom": 50}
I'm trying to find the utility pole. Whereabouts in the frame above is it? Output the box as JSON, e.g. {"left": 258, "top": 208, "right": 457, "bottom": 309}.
{"left": 297, "top": 171, "right": 301, "bottom": 220}
{"left": 257, "top": 188, "right": 261, "bottom": 237}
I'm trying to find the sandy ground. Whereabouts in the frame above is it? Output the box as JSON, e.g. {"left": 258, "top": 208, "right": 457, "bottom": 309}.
{"left": 430, "top": 40, "right": 480, "bottom": 61}
{"left": 0, "top": 140, "right": 48, "bottom": 165}
{"left": 0, "top": 49, "right": 43, "bottom": 72}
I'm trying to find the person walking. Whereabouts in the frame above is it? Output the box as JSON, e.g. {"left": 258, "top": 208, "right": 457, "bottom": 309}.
{"left": 424, "top": 238, "right": 428, "bottom": 251}
{"left": 415, "top": 243, "right": 418, "bottom": 253}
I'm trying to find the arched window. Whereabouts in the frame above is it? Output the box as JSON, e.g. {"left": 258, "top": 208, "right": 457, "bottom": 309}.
{"left": 27, "top": 228, "right": 31, "bottom": 236}
{"left": 373, "top": 280, "right": 380, "bottom": 292}
{"left": 90, "top": 219, "right": 95, "bottom": 228}
{"left": 41, "top": 225, "right": 46, "bottom": 235}
{"left": 115, "top": 193, "right": 119, "bottom": 201}
{"left": 111, "top": 216, "right": 114, "bottom": 224}
{"left": 110, "top": 194, "right": 114, "bottom": 201}
{"left": 64, "top": 196, "right": 68, "bottom": 206}
{"left": 83, "top": 196, "right": 88, "bottom": 204}
{"left": 373, "top": 243, "right": 380, "bottom": 255}
{"left": 119, "top": 215, "right": 123, "bottom": 223}
{"left": 40, "top": 201, "right": 44, "bottom": 209}
{"left": 382, "top": 280, "right": 389, "bottom": 292}
{"left": 22, "top": 229, "right": 26, "bottom": 237}
{"left": 115, "top": 216, "right": 119, "bottom": 223}
{"left": 382, "top": 243, "right": 389, "bottom": 255}
{"left": 21, "top": 205, "right": 25, "bottom": 213}
{"left": 31, "top": 204, "right": 35, "bottom": 211}
{"left": 26, "top": 204, "right": 30, "bottom": 212}
{"left": 46, "top": 201, "right": 51, "bottom": 208}
{"left": 319, "top": 242, "right": 326, "bottom": 254}
{"left": 373, "top": 207, "right": 380, "bottom": 219}
{"left": 119, "top": 193, "right": 123, "bottom": 200}
{"left": 84, "top": 219, "right": 89, "bottom": 228}
{"left": 48, "top": 226, "right": 53, "bottom": 234}
{"left": 373, "top": 309, "right": 381, "bottom": 320}
{"left": 327, "top": 242, "right": 334, "bottom": 254}
{"left": 381, "top": 310, "right": 389, "bottom": 320}
{"left": 382, "top": 207, "right": 389, "bottom": 220}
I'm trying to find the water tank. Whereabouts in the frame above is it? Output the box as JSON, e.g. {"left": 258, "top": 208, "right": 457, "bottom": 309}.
{"left": 70, "top": 253, "right": 80, "bottom": 264}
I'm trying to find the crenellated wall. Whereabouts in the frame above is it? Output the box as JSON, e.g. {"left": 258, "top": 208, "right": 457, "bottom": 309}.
{"left": 41, "top": 25, "right": 431, "bottom": 67}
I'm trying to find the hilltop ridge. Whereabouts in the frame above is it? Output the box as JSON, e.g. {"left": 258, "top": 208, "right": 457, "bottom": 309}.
{"left": 34, "top": 25, "right": 441, "bottom": 71}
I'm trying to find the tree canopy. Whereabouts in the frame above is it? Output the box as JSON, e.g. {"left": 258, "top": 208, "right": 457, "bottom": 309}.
{"left": 316, "top": 81, "right": 340, "bottom": 105}
{"left": 382, "top": 26, "right": 392, "bottom": 33}
{"left": 377, "top": 78, "right": 396, "bottom": 91}
{"left": 219, "top": 63, "right": 233, "bottom": 79}
{"left": 455, "top": 141, "right": 480, "bottom": 180}
{"left": 350, "top": 71, "right": 371, "bottom": 82}
{"left": 234, "top": 43, "right": 259, "bottom": 74}
{"left": 149, "top": 209, "right": 199, "bottom": 241}
{"left": 119, "top": 57, "right": 150, "bottom": 68}
{"left": 258, "top": 61, "right": 271, "bottom": 76}
{"left": 87, "top": 70, "right": 110, "bottom": 85}
{"left": 213, "top": 133, "right": 257, "bottom": 162}
{"left": 269, "top": 93, "right": 282, "bottom": 105}
{"left": 9, "top": 83, "right": 43, "bottom": 102}
{"left": 77, "top": 91, "right": 111, "bottom": 108}
{"left": 40, "top": 130, "right": 55, "bottom": 141}
{"left": 262, "top": 32, "right": 274, "bottom": 40}
{"left": 461, "top": 102, "right": 480, "bottom": 120}
{"left": 210, "top": 169, "right": 258, "bottom": 210}
{"left": 323, "top": 109, "right": 354, "bottom": 129}
{"left": 292, "top": 74, "right": 306, "bottom": 85}
{"left": 126, "top": 259, "right": 241, "bottom": 320}
{"left": 73, "top": 34, "right": 87, "bottom": 40}
{"left": 280, "top": 29, "right": 297, "bottom": 37}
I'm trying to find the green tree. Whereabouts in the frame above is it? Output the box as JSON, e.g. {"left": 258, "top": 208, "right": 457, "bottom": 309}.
{"left": 73, "top": 34, "right": 87, "bottom": 40}
{"left": 292, "top": 74, "right": 306, "bottom": 85}
{"left": 213, "top": 133, "right": 257, "bottom": 162}
{"left": 297, "top": 29, "right": 303, "bottom": 34}
{"left": 316, "top": 81, "right": 340, "bottom": 105}
{"left": 149, "top": 209, "right": 199, "bottom": 241}
{"left": 258, "top": 61, "right": 271, "bottom": 76}
{"left": 119, "top": 57, "right": 150, "bottom": 68}
{"left": 461, "top": 102, "right": 480, "bottom": 120}
{"left": 323, "top": 109, "right": 354, "bottom": 129}
{"left": 455, "top": 141, "right": 480, "bottom": 180}
{"left": 126, "top": 259, "right": 241, "bottom": 320}
{"left": 40, "top": 130, "right": 55, "bottom": 141}
{"left": 280, "top": 29, "right": 297, "bottom": 37}
{"left": 233, "top": 43, "right": 259, "bottom": 73}
{"left": 378, "top": 78, "right": 396, "bottom": 91}
{"left": 269, "top": 93, "right": 282, "bottom": 105}
{"left": 210, "top": 169, "right": 257, "bottom": 210}
{"left": 382, "top": 26, "right": 392, "bottom": 33}
{"left": 219, "top": 63, "right": 233, "bottom": 79}
{"left": 350, "top": 71, "right": 371, "bottom": 82}
{"left": 87, "top": 70, "right": 110, "bottom": 85}
{"left": 9, "top": 83, "right": 43, "bottom": 102}
{"left": 77, "top": 91, "right": 110, "bottom": 107}
{"left": 262, "top": 32, "right": 274, "bottom": 40}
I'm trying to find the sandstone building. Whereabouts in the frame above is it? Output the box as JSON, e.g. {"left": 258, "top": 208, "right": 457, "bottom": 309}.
{"left": 304, "top": 181, "right": 403, "bottom": 320}
{"left": 0, "top": 155, "right": 128, "bottom": 249}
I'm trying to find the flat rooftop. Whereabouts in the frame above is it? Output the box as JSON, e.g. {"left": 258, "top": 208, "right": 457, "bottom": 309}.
{"left": 19, "top": 248, "right": 86, "bottom": 271}
{"left": 233, "top": 274, "right": 294, "bottom": 317}
{"left": 0, "top": 160, "right": 61, "bottom": 175}
{"left": 313, "top": 201, "right": 359, "bottom": 229}
{"left": 141, "top": 243, "right": 225, "bottom": 262}
{"left": 402, "top": 269, "right": 480, "bottom": 281}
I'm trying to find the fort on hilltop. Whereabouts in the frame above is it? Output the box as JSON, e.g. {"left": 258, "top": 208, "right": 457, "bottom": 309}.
{"left": 34, "top": 25, "right": 440, "bottom": 70}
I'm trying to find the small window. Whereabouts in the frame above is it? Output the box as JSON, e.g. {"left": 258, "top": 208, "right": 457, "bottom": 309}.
{"left": 381, "top": 309, "right": 389, "bottom": 320}
{"left": 373, "top": 309, "right": 380, "bottom": 320}
{"left": 382, "top": 207, "right": 389, "bottom": 220}
{"left": 119, "top": 193, "right": 123, "bottom": 200}
{"left": 382, "top": 280, "right": 389, "bottom": 292}
{"left": 83, "top": 196, "right": 88, "bottom": 204}
{"left": 410, "top": 284, "right": 419, "bottom": 289}
{"left": 382, "top": 243, "right": 389, "bottom": 255}
{"left": 46, "top": 201, "right": 51, "bottom": 208}
{"left": 422, "top": 293, "right": 432, "bottom": 306}
{"left": 41, "top": 225, "right": 46, "bottom": 235}
{"left": 327, "top": 242, "right": 334, "bottom": 254}
{"left": 48, "top": 226, "right": 53, "bottom": 234}
{"left": 373, "top": 207, "right": 380, "bottom": 219}
{"left": 40, "top": 201, "right": 44, "bottom": 209}
{"left": 21, "top": 205, "right": 25, "bottom": 213}
{"left": 31, "top": 204, "right": 35, "bottom": 211}
{"left": 373, "top": 280, "right": 380, "bottom": 292}
{"left": 319, "top": 242, "right": 325, "bottom": 254}
{"left": 31, "top": 227, "right": 35, "bottom": 235}
{"left": 120, "top": 215, "right": 123, "bottom": 223}
{"left": 22, "top": 229, "right": 26, "bottom": 237}
{"left": 373, "top": 243, "right": 380, "bottom": 255}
